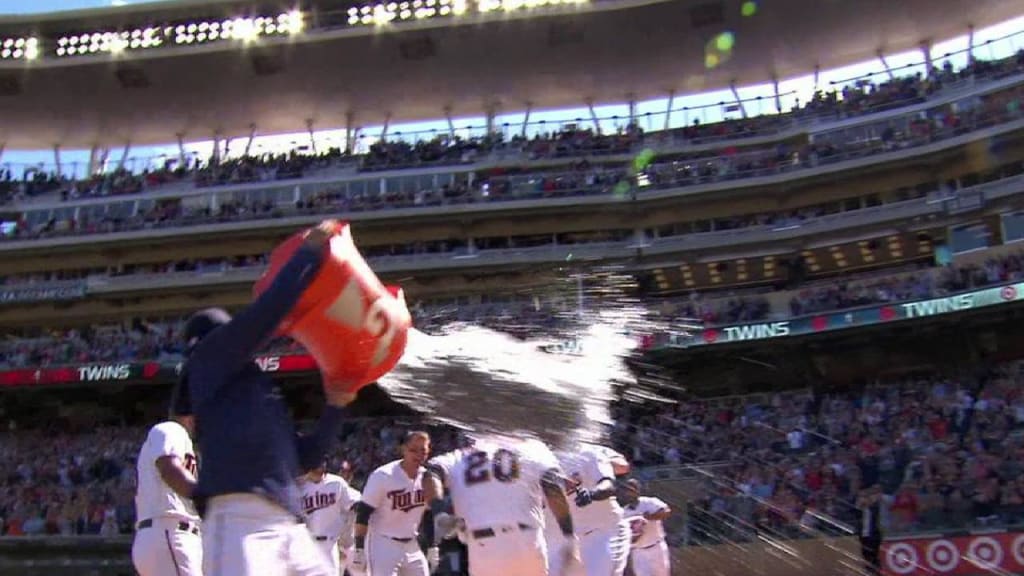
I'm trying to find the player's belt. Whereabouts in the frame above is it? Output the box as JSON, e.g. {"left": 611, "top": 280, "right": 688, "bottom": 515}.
{"left": 387, "top": 536, "right": 414, "bottom": 543}
{"left": 314, "top": 536, "right": 331, "bottom": 542}
{"left": 637, "top": 540, "right": 665, "bottom": 550}
{"left": 470, "top": 523, "right": 533, "bottom": 540}
{"left": 136, "top": 518, "right": 200, "bottom": 535}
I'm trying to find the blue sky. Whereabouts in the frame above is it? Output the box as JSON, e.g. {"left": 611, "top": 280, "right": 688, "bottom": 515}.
{"left": 0, "top": 0, "right": 170, "bottom": 13}
{"left": 0, "top": 7, "right": 1022, "bottom": 175}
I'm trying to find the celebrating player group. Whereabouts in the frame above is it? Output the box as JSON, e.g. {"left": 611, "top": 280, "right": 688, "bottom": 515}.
{"left": 130, "top": 220, "right": 674, "bottom": 576}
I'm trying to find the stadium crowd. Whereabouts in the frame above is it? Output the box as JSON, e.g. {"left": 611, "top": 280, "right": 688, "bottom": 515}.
{"left": 0, "top": 417, "right": 463, "bottom": 537}
{"left": 2, "top": 47, "right": 1022, "bottom": 218}
{"left": 3, "top": 249, "right": 1024, "bottom": 369}
{"left": 613, "top": 358, "right": 1024, "bottom": 542}
{"left": 6, "top": 76, "right": 1023, "bottom": 242}
{"left": 3, "top": 354, "right": 1022, "bottom": 541}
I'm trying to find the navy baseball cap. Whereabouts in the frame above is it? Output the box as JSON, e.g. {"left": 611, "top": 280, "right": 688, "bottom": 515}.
{"left": 183, "top": 308, "right": 231, "bottom": 348}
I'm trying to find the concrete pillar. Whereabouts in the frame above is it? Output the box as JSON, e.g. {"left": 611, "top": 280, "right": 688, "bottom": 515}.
{"left": 877, "top": 49, "right": 895, "bottom": 81}
{"left": 176, "top": 133, "right": 187, "bottom": 167}
{"left": 485, "top": 103, "right": 497, "bottom": 136}
{"left": 379, "top": 113, "right": 392, "bottom": 143}
{"left": 53, "top": 145, "right": 62, "bottom": 179}
{"left": 586, "top": 99, "right": 601, "bottom": 132}
{"left": 444, "top": 106, "right": 455, "bottom": 138}
{"left": 243, "top": 123, "right": 257, "bottom": 157}
{"left": 211, "top": 132, "right": 221, "bottom": 166}
{"left": 729, "top": 81, "right": 747, "bottom": 118}
{"left": 772, "top": 76, "right": 782, "bottom": 113}
{"left": 813, "top": 64, "right": 820, "bottom": 91}
{"left": 627, "top": 94, "right": 637, "bottom": 126}
{"left": 967, "top": 24, "right": 975, "bottom": 66}
{"left": 664, "top": 90, "right": 675, "bottom": 130}
{"left": 306, "top": 118, "right": 317, "bottom": 155}
{"left": 97, "top": 148, "right": 110, "bottom": 173}
{"left": 86, "top": 145, "right": 99, "bottom": 176}
{"left": 521, "top": 102, "right": 532, "bottom": 138}
{"left": 117, "top": 141, "right": 131, "bottom": 172}
{"left": 921, "top": 40, "right": 934, "bottom": 77}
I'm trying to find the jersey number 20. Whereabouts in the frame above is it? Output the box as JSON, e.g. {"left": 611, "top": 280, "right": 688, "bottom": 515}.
{"left": 464, "top": 449, "right": 520, "bottom": 485}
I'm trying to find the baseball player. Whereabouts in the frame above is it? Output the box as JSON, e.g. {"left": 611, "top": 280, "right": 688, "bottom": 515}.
{"left": 131, "top": 385, "right": 202, "bottom": 576}
{"left": 185, "top": 220, "right": 356, "bottom": 576}
{"left": 424, "top": 436, "right": 582, "bottom": 576}
{"left": 554, "top": 445, "right": 632, "bottom": 576}
{"left": 351, "top": 431, "right": 434, "bottom": 576}
{"left": 621, "top": 480, "right": 671, "bottom": 576}
{"left": 301, "top": 461, "right": 362, "bottom": 574}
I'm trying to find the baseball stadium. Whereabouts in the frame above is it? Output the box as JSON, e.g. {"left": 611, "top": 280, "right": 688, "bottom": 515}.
{"left": 2, "top": 0, "right": 1024, "bottom": 574}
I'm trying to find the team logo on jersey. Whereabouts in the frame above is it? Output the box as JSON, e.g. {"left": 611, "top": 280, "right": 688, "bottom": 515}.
{"left": 387, "top": 488, "right": 425, "bottom": 513}
{"left": 183, "top": 453, "right": 198, "bottom": 477}
{"left": 302, "top": 491, "right": 338, "bottom": 516}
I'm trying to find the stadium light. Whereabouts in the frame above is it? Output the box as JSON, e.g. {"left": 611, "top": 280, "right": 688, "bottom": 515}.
{"left": 0, "top": 36, "right": 39, "bottom": 60}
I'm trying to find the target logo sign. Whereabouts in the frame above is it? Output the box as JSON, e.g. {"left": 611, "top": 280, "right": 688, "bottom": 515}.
{"left": 967, "top": 536, "right": 1004, "bottom": 567}
{"left": 882, "top": 531, "right": 1024, "bottom": 575}
{"left": 1012, "top": 534, "right": 1024, "bottom": 566}
{"left": 926, "top": 539, "right": 960, "bottom": 572}
{"left": 885, "top": 543, "right": 919, "bottom": 575}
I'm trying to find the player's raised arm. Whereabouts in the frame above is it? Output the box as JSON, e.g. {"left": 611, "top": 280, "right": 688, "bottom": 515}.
{"left": 188, "top": 221, "right": 335, "bottom": 405}
{"left": 294, "top": 387, "right": 357, "bottom": 473}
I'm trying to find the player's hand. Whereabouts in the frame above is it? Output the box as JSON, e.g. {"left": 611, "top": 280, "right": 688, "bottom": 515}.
{"left": 574, "top": 488, "right": 594, "bottom": 507}
{"left": 349, "top": 548, "right": 367, "bottom": 575}
{"left": 427, "top": 546, "right": 440, "bottom": 571}
{"left": 302, "top": 219, "right": 341, "bottom": 250}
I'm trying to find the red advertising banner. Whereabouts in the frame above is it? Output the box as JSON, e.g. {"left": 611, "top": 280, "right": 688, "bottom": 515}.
{"left": 883, "top": 531, "right": 1024, "bottom": 575}
{"left": 0, "top": 355, "right": 317, "bottom": 388}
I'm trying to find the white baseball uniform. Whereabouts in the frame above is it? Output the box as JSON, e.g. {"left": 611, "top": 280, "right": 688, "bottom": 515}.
{"left": 623, "top": 497, "right": 670, "bottom": 576}
{"left": 132, "top": 421, "right": 203, "bottom": 576}
{"left": 361, "top": 460, "right": 430, "bottom": 576}
{"left": 430, "top": 439, "right": 561, "bottom": 576}
{"left": 302, "top": 473, "right": 361, "bottom": 574}
{"left": 554, "top": 447, "right": 630, "bottom": 576}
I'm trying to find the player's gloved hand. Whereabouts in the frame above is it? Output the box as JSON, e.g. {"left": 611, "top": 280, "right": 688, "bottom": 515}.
{"left": 349, "top": 548, "right": 367, "bottom": 575}
{"left": 427, "top": 546, "right": 440, "bottom": 571}
{"left": 574, "top": 488, "right": 594, "bottom": 507}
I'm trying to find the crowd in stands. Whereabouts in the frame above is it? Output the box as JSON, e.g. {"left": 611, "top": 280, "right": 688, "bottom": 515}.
{"left": 2, "top": 48, "right": 1022, "bottom": 216}
{"left": 0, "top": 416, "right": 463, "bottom": 537}
{"left": 612, "top": 359, "right": 1024, "bottom": 542}
{"left": 3, "top": 247, "right": 1024, "bottom": 371}
{"left": 6, "top": 72, "right": 1024, "bottom": 242}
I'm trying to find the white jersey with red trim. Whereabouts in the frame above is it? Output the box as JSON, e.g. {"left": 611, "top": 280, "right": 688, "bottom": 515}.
{"left": 361, "top": 460, "right": 427, "bottom": 539}
{"left": 134, "top": 421, "right": 199, "bottom": 522}
{"left": 559, "top": 447, "right": 624, "bottom": 533}
{"left": 300, "top": 473, "right": 360, "bottom": 540}
{"left": 623, "top": 497, "right": 669, "bottom": 548}
{"left": 429, "top": 438, "right": 560, "bottom": 531}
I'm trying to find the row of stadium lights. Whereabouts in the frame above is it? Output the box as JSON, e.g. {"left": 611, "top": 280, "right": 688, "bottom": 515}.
{"left": 347, "top": 0, "right": 586, "bottom": 25}
{"left": 0, "top": 11, "right": 304, "bottom": 60}
{"left": 0, "top": 0, "right": 585, "bottom": 61}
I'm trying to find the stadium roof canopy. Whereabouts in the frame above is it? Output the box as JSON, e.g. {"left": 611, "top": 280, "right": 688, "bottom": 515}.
{"left": 0, "top": 0, "right": 1019, "bottom": 149}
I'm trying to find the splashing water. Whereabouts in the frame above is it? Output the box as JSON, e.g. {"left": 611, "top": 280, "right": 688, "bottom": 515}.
{"left": 377, "top": 299, "right": 651, "bottom": 449}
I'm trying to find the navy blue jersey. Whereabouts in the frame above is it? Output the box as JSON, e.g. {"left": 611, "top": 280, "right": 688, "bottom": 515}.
{"left": 188, "top": 242, "right": 347, "bottom": 518}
